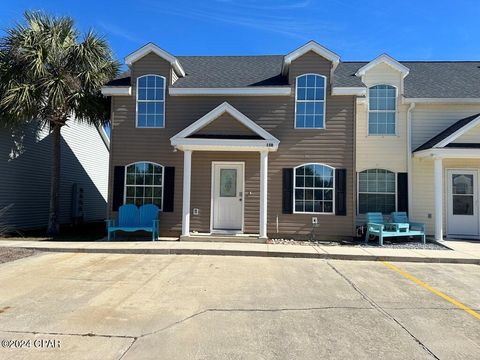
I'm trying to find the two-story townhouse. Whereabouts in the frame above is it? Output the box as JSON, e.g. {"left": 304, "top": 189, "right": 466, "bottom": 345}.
{"left": 103, "top": 41, "right": 480, "bottom": 242}
{"left": 350, "top": 55, "right": 480, "bottom": 241}
{"left": 102, "top": 41, "right": 356, "bottom": 240}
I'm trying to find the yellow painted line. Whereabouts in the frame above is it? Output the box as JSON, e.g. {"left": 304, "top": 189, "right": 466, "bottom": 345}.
{"left": 382, "top": 261, "right": 480, "bottom": 321}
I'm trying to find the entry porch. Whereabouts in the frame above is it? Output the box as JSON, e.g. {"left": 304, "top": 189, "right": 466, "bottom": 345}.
{"left": 170, "top": 102, "right": 280, "bottom": 240}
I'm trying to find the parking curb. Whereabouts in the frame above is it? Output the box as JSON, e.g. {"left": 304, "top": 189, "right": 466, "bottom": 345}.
{"left": 14, "top": 245, "right": 480, "bottom": 265}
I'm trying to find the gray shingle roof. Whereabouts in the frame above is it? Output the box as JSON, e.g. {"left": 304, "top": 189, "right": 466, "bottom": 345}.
{"left": 174, "top": 56, "right": 287, "bottom": 88}
{"left": 106, "top": 56, "right": 480, "bottom": 98}
{"left": 414, "top": 113, "right": 480, "bottom": 152}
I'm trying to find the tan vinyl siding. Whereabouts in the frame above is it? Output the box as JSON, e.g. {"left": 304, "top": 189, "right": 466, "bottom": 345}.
{"left": 356, "top": 63, "right": 407, "bottom": 173}
{"left": 452, "top": 123, "right": 480, "bottom": 143}
{"left": 109, "top": 51, "right": 356, "bottom": 238}
{"left": 195, "top": 113, "right": 256, "bottom": 136}
{"left": 411, "top": 104, "right": 480, "bottom": 149}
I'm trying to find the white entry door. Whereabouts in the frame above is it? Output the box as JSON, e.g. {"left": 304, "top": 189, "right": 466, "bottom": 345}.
{"left": 447, "top": 170, "right": 479, "bottom": 238}
{"left": 212, "top": 162, "right": 244, "bottom": 231}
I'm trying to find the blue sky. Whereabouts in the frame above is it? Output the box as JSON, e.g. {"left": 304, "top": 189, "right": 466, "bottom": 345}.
{"left": 1, "top": 0, "right": 479, "bottom": 64}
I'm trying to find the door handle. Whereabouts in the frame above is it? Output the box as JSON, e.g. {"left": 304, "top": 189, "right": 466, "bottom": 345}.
{"left": 239, "top": 198, "right": 242, "bottom": 202}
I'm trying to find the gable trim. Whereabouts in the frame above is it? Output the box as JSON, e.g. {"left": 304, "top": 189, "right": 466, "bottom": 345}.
{"left": 436, "top": 115, "right": 480, "bottom": 148}
{"left": 125, "top": 43, "right": 185, "bottom": 77}
{"left": 355, "top": 54, "right": 410, "bottom": 78}
{"left": 171, "top": 102, "right": 279, "bottom": 144}
{"left": 282, "top": 41, "right": 340, "bottom": 75}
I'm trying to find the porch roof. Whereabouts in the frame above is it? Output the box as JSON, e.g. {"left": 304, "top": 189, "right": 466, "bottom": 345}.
{"left": 414, "top": 113, "right": 480, "bottom": 158}
{"left": 170, "top": 102, "right": 280, "bottom": 152}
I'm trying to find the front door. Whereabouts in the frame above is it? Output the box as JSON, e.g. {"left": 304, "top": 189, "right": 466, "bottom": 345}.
{"left": 212, "top": 162, "right": 244, "bottom": 231}
{"left": 447, "top": 170, "right": 479, "bottom": 238}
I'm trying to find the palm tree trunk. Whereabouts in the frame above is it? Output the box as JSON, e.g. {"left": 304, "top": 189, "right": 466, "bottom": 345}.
{"left": 46, "top": 124, "right": 61, "bottom": 237}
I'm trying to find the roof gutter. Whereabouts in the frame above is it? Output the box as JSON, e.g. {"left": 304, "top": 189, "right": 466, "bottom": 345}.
{"left": 406, "top": 102, "right": 415, "bottom": 215}
{"left": 404, "top": 98, "right": 480, "bottom": 104}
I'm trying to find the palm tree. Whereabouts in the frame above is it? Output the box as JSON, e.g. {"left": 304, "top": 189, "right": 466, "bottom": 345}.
{"left": 0, "top": 11, "right": 119, "bottom": 236}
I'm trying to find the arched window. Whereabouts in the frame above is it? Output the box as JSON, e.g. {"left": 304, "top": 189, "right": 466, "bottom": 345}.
{"left": 295, "top": 74, "right": 326, "bottom": 129}
{"left": 136, "top": 75, "right": 165, "bottom": 128}
{"left": 358, "top": 169, "right": 396, "bottom": 214}
{"left": 125, "top": 162, "right": 164, "bottom": 209}
{"left": 368, "top": 84, "right": 396, "bottom": 135}
{"left": 294, "top": 163, "right": 334, "bottom": 213}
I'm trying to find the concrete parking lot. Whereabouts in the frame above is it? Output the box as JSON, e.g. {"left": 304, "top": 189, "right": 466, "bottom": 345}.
{"left": 0, "top": 252, "right": 478, "bottom": 359}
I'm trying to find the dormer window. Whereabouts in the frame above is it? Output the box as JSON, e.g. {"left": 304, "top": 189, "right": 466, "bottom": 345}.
{"left": 368, "top": 85, "right": 396, "bottom": 135}
{"left": 136, "top": 74, "right": 165, "bottom": 128}
{"left": 295, "top": 74, "right": 326, "bottom": 129}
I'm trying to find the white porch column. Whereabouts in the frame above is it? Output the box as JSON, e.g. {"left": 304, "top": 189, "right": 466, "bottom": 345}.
{"left": 434, "top": 157, "right": 443, "bottom": 241}
{"left": 182, "top": 150, "right": 192, "bottom": 237}
{"left": 259, "top": 151, "right": 268, "bottom": 239}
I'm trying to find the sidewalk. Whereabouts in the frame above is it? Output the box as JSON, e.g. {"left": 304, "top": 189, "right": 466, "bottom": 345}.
{"left": 0, "top": 239, "right": 479, "bottom": 264}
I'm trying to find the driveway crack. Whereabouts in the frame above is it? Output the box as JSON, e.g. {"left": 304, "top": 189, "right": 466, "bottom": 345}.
{"left": 0, "top": 328, "right": 136, "bottom": 339}
{"left": 326, "top": 261, "right": 440, "bottom": 360}
{"left": 139, "top": 305, "right": 373, "bottom": 338}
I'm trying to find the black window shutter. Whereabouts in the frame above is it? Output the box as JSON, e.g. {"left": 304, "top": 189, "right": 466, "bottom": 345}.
{"left": 112, "top": 166, "right": 125, "bottom": 211}
{"left": 335, "top": 169, "right": 347, "bottom": 216}
{"left": 397, "top": 172, "right": 408, "bottom": 213}
{"left": 163, "top": 166, "right": 175, "bottom": 212}
{"left": 282, "top": 168, "right": 293, "bottom": 214}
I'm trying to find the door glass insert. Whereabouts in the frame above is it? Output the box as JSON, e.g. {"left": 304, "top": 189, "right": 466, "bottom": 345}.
{"left": 220, "top": 169, "right": 237, "bottom": 197}
{"left": 452, "top": 174, "right": 474, "bottom": 215}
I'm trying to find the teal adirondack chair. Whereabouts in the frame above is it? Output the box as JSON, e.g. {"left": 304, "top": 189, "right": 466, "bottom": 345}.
{"left": 366, "top": 212, "right": 426, "bottom": 246}
{"left": 106, "top": 204, "right": 159, "bottom": 241}
{"left": 391, "top": 212, "right": 426, "bottom": 244}
{"left": 365, "top": 212, "right": 406, "bottom": 246}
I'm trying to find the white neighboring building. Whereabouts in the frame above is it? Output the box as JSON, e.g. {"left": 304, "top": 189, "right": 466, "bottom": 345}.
{"left": 0, "top": 121, "right": 109, "bottom": 230}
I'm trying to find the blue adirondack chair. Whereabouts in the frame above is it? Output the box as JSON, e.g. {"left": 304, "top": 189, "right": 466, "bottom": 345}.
{"left": 365, "top": 212, "right": 407, "bottom": 246}
{"left": 391, "top": 212, "right": 426, "bottom": 244}
{"left": 106, "top": 204, "right": 159, "bottom": 241}
{"left": 366, "top": 212, "right": 426, "bottom": 246}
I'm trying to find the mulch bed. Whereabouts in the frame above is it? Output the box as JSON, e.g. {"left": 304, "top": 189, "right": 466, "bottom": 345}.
{"left": 0, "top": 247, "right": 38, "bottom": 264}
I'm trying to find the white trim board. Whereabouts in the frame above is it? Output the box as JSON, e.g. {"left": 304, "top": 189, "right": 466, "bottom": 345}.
{"left": 169, "top": 87, "right": 291, "bottom": 96}
{"left": 101, "top": 86, "right": 131, "bottom": 96}
{"left": 404, "top": 98, "right": 480, "bottom": 104}
{"left": 125, "top": 43, "right": 185, "bottom": 77}
{"left": 414, "top": 148, "right": 480, "bottom": 159}
{"left": 331, "top": 87, "right": 366, "bottom": 96}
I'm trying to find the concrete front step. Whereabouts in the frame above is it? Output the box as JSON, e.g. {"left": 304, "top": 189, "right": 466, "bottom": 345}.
{"left": 180, "top": 233, "right": 266, "bottom": 244}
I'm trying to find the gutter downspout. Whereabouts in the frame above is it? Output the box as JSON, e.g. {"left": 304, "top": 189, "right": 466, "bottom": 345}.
{"left": 407, "top": 102, "right": 416, "bottom": 215}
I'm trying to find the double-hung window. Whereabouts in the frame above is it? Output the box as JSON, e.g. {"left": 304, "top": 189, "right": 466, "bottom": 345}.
{"left": 136, "top": 75, "right": 165, "bottom": 128}
{"left": 294, "top": 163, "right": 334, "bottom": 213}
{"left": 368, "top": 85, "right": 396, "bottom": 135}
{"left": 295, "top": 74, "right": 326, "bottom": 129}
{"left": 358, "top": 169, "right": 396, "bottom": 214}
